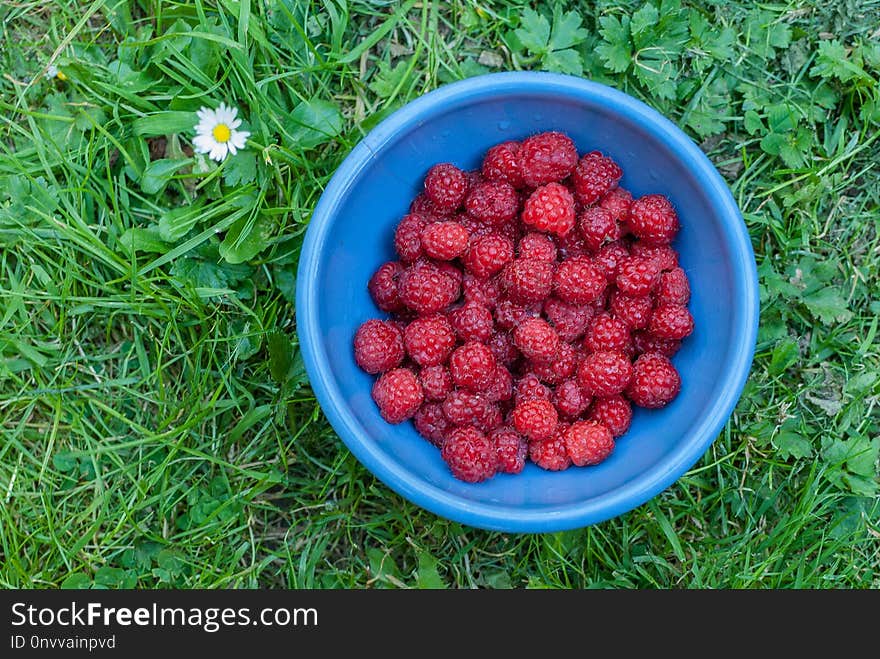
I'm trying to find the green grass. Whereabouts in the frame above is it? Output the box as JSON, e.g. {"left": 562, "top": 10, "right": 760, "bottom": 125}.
{"left": 1, "top": 0, "right": 878, "bottom": 589}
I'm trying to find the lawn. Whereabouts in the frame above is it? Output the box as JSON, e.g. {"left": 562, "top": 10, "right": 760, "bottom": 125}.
{"left": 0, "top": 0, "right": 878, "bottom": 589}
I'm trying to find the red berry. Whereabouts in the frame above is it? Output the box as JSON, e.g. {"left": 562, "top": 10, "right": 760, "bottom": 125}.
{"left": 371, "top": 368, "right": 424, "bottom": 424}
{"left": 630, "top": 243, "right": 679, "bottom": 271}
{"left": 521, "top": 182, "right": 576, "bottom": 236}
{"left": 649, "top": 304, "right": 694, "bottom": 340}
{"left": 513, "top": 317, "right": 561, "bottom": 364}
{"left": 368, "top": 261, "right": 404, "bottom": 313}
{"left": 627, "top": 352, "right": 681, "bottom": 408}
{"left": 419, "top": 364, "right": 453, "bottom": 401}
{"left": 577, "top": 350, "right": 633, "bottom": 397}
{"left": 578, "top": 206, "right": 621, "bottom": 251}
{"left": 543, "top": 297, "right": 594, "bottom": 342}
{"left": 616, "top": 256, "right": 661, "bottom": 297}
{"left": 599, "top": 187, "right": 633, "bottom": 222}
{"left": 656, "top": 267, "right": 690, "bottom": 306}
{"left": 554, "top": 378, "right": 591, "bottom": 418}
{"left": 512, "top": 397, "right": 558, "bottom": 442}
{"left": 465, "top": 180, "right": 519, "bottom": 225}
{"left": 491, "top": 426, "right": 528, "bottom": 474}
{"left": 584, "top": 313, "right": 632, "bottom": 354}
{"left": 501, "top": 258, "right": 555, "bottom": 303}
{"left": 609, "top": 291, "right": 653, "bottom": 330}
{"left": 442, "top": 390, "right": 489, "bottom": 426}
{"left": 588, "top": 395, "right": 632, "bottom": 438}
{"left": 529, "top": 425, "right": 572, "bottom": 471}
{"left": 517, "top": 232, "right": 558, "bottom": 261}
{"left": 593, "top": 240, "right": 630, "bottom": 279}
{"left": 449, "top": 341, "right": 497, "bottom": 391}
{"left": 494, "top": 299, "right": 540, "bottom": 330}
{"left": 556, "top": 229, "right": 589, "bottom": 260}
{"left": 519, "top": 131, "right": 578, "bottom": 187}
{"left": 354, "top": 319, "right": 405, "bottom": 374}
{"left": 464, "top": 234, "right": 514, "bottom": 278}
{"left": 629, "top": 194, "right": 680, "bottom": 245}
{"left": 410, "top": 192, "right": 451, "bottom": 218}
{"left": 476, "top": 402, "right": 503, "bottom": 433}
{"left": 420, "top": 221, "right": 469, "bottom": 260}
{"left": 553, "top": 256, "right": 606, "bottom": 305}
{"left": 482, "top": 141, "right": 524, "bottom": 188}
{"left": 449, "top": 301, "right": 494, "bottom": 342}
{"left": 514, "top": 373, "right": 552, "bottom": 404}
{"left": 398, "top": 262, "right": 460, "bottom": 313}
{"left": 441, "top": 425, "right": 496, "bottom": 482}
{"left": 487, "top": 331, "right": 519, "bottom": 366}
{"left": 403, "top": 314, "right": 456, "bottom": 366}
{"left": 484, "top": 365, "right": 514, "bottom": 403}
{"left": 632, "top": 330, "right": 681, "bottom": 358}
{"left": 564, "top": 421, "right": 614, "bottom": 466}
{"left": 394, "top": 213, "right": 427, "bottom": 262}
{"left": 571, "top": 151, "right": 623, "bottom": 205}
{"left": 531, "top": 341, "right": 576, "bottom": 384}
{"left": 424, "top": 163, "right": 467, "bottom": 212}
{"left": 462, "top": 273, "right": 501, "bottom": 309}
{"left": 414, "top": 403, "right": 450, "bottom": 447}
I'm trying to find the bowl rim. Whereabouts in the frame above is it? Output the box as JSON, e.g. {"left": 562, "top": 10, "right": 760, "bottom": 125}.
{"left": 296, "top": 71, "right": 759, "bottom": 533}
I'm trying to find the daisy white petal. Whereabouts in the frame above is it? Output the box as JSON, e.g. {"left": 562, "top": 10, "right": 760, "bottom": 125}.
{"left": 192, "top": 134, "right": 215, "bottom": 154}
{"left": 229, "top": 118, "right": 242, "bottom": 129}
{"left": 227, "top": 142, "right": 238, "bottom": 156}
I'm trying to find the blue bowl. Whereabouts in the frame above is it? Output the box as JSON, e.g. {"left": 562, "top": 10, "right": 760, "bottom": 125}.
{"left": 296, "top": 72, "right": 758, "bottom": 532}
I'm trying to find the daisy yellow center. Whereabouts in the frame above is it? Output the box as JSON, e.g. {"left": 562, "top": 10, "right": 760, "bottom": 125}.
{"left": 212, "top": 123, "right": 232, "bottom": 143}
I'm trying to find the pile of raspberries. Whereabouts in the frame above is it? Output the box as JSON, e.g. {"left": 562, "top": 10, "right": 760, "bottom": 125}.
{"left": 353, "top": 131, "right": 693, "bottom": 483}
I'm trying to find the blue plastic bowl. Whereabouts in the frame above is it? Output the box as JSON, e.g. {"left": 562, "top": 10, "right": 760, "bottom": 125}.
{"left": 296, "top": 72, "right": 758, "bottom": 532}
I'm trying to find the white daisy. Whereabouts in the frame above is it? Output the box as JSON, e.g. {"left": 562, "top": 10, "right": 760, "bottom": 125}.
{"left": 46, "top": 65, "right": 67, "bottom": 80}
{"left": 192, "top": 102, "right": 250, "bottom": 162}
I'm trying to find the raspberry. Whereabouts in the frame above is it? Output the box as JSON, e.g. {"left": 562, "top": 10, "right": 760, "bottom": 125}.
{"left": 543, "top": 297, "right": 593, "bottom": 342}
{"left": 529, "top": 426, "right": 572, "bottom": 471}
{"left": 584, "top": 313, "right": 632, "bottom": 354}
{"left": 494, "top": 299, "right": 540, "bottom": 330}
{"left": 564, "top": 421, "right": 614, "bottom": 467}
{"left": 628, "top": 194, "right": 680, "bottom": 245}
{"left": 419, "top": 364, "right": 453, "bottom": 401}
{"left": 441, "top": 425, "right": 496, "bottom": 483}
{"left": 436, "top": 259, "right": 463, "bottom": 285}
{"left": 571, "top": 151, "right": 623, "bottom": 205}
{"left": 354, "top": 319, "right": 405, "bottom": 374}
{"left": 420, "top": 221, "right": 469, "bottom": 260}
{"left": 553, "top": 256, "right": 606, "bottom": 305}
{"left": 501, "top": 258, "right": 554, "bottom": 303}
{"left": 414, "top": 403, "right": 450, "bottom": 447}
{"left": 368, "top": 261, "right": 404, "bottom": 313}
{"left": 476, "top": 403, "right": 503, "bottom": 433}
{"left": 487, "top": 331, "right": 519, "bottom": 366}
{"left": 632, "top": 331, "right": 681, "bottom": 358}
{"left": 554, "top": 379, "right": 591, "bottom": 418}
{"left": 515, "top": 373, "right": 552, "bottom": 404}
{"left": 398, "top": 262, "right": 460, "bottom": 314}
{"left": 556, "top": 229, "right": 588, "bottom": 260}
{"left": 424, "top": 163, "right": 467, "bottom": 212}
{"left": 403, "top": 314, "right": 456, "bottom": 366}
{"left": 442, "top": 390, "right": 489, "bottom": 426}
{"left": 627, "top": 352, "right": 681, "bottom": 408}
{"left": 578, "top": 206, "right": 621, "bottom": 251}
{"left": 462, "top": 273, "right": 501, "bottom": 309}
{"left": 649, "top": 304, "right": 694, "bottom": 340}
{"left": 464, "top": 170, "right": 483, "bottom": 192}
{"left": 371, "top": 368, "right": 424, "bottom": 424}
{"left": 577, "top": 350, "right": 633, "bottom": 397}
{"left": 482, "top": 141, "right": 524, "bottom": 188}
{"left": 531, "top": 341, "right": 576, "bottom": 384}
{"left": 491, "top": 426, "right": 528, "bottom": 474}
{"left": 517, "top": 232, "right": 558, "bottom": 261}
{"left": 464, "top": 234, "right": 514, "bottom": 278}
{"left": 449, "top": 341, "right": 497, "bottom": 391}
{"left": 410, "top": 192, "right": 452, "bottom": 218}
{"left": 630, "top": 243, "right": 679, "bottom": 271}
{"left": 449, "top": 301, "right": 494, "bottom": 342}
{"left": 513, "top": 317, "right": 561, "bottom": 364}
{"left": 593, "top": 240, "right": 630, "bottom": 279}
{"left": 588, "top": 395, "right": 632, "bottom": 438}
{"left": 519, "top": 131, "right": 578, "bottom": 187}
{"left": 616, "top": 256, "right": 661, "bottom": 297}
{"left": 394, "top": 213, "right": 427, "bottom": 262}
{"left": 609, "top": 291, "right": 653, "bottom": 330}
{"left": 465, "top": 180, "right": 519, "bottom": 225}
{"left": 484, "top": 365, "right": 513, "bottom": 403}
{"left": 521, "top": 182, "right": 576, "bottom": 236}
{"left": 599, "top": 187, "right": 633, "bottom": 222}
{"left": 512, "top": 397, "right": 558, "bottom": 442}
{"left": 656, "top": 267, "right": 691, "bottom": 306}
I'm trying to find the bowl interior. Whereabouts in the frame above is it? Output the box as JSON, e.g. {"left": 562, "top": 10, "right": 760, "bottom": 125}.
{"left": 299, "top": 75, "right": 756, "bottom": 531}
